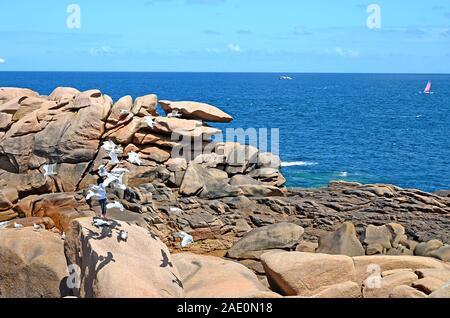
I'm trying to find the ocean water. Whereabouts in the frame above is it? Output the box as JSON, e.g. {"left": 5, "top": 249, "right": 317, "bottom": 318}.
{"left": 1, "top": 72, "right": 449, "bottom": 192}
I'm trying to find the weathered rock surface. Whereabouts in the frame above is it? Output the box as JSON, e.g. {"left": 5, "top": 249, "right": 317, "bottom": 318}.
{"left": 65, "top": 218, "right": 183, "bottom": 298}
{"left": 0, "top": 227, "right": 68, "bottom": 298}
{"left": 227, "top": 222, "right": 304, "bottom": 259}
{"left": 317, "top": 222, "right": 365, "bottom": 256}
{"left": 159, "top": 100, "right": 233, "bottom": 123}
{"left": 261, "top": 251, "right": 356, "bottom": 296}
{"left": 173, "top": 252, "right": 279, "bottom": 298}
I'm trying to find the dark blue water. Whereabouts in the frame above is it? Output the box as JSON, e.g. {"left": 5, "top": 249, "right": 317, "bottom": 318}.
{"left": 1, "top": 72, "right": 449, "bottom": 191}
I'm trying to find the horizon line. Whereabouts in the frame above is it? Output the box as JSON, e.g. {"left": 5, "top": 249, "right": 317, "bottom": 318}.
{"left": 0, "top": 70, "right": 449, "bottom": 75}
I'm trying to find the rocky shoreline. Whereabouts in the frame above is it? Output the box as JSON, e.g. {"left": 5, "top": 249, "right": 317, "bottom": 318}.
{"left": 0, "top": 86, "right": 449, "bottom": 298}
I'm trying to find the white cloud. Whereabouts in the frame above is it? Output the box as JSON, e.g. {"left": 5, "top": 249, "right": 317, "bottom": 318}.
{"left": 228, "top": 43, "right": 241, "bottom": 53}
{"left": 0, "top": 58, "right": 5, "bottom": 64}
{"left": 325, "top": 47, "right": 360, "bottom": 58}
{"left": 89, "top": 46, "right": 115, "bottom": 56}
{"left": 206, "top": 48, "right": 221, "bottom": 53}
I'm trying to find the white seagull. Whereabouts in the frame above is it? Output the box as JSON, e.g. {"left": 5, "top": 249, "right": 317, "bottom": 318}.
{"left": 43, "top": 164, "right": 57, "bottom": 177}
{"left": 127, "top": 151, "right": 142, "bottom": 166}
{"left": 174, "top": 231, "right": 194, "bottom": 248}
{"left": 14, "top": 222, "right": 24, "bottom": 230}
{"left": 119, "top": 109, "right": 130, "bottom": 116}
{"left": 118, "top": 230, "right": 128, "bottom": 242}
{"left": 33, "top": 224, "right": 42, "bottom": 231}
{"left": 101, "top": 140, "right": 117, "bottom": 152}
{"left": 92, "top": 218, "right": 111, "bottom": 228}
{"left": 86, "top": 189, "right": 100, "bottom": 200}
{"left": 106, "top": 201, "right": 124, "bottom": 212}
{"left": 98, "top": 164, "right": 108, "bottom": 177}
{"left": 108, "top": 149, "right": 122, "bottom": 165}
{"left": 167, "top": 110, "right": 182, "bottom": 118}
{"left": 0, "top": 221, "right": 8, "bottom": 229}
{"left": 144, "top": 116, "right": 155, "bottom": 128}
{"left": 61, "top": 232, "right": 66, "bottom": 240}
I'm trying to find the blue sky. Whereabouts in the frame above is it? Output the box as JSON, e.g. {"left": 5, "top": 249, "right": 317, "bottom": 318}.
{"left": 0, "top": 0, "right": 449, "bottom": 72}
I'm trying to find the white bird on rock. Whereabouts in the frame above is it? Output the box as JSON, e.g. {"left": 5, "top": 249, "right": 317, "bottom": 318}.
{"left": 0, "top": 221, "right": 8, "bottom": 229}
{"left": 61, "top": 232, "right": 66, "bottom": 240}
{"left": 14, "top": 222, "right": 24, "bottom": 230}
{"left": 43, "top": 163, "right": 57, "bottom": 177}
{"left": 127, "top": 151, "right": 142, "bottom": 166}
{"left": 92, "top": 218, "right": 111, "bottom": 228}
{"left": 33, "top": 223, "right": 42, "bottom": 231}
{"left": 167, "top": 110, "right": 182, "bottom": 118}
{"left": 119, "top": 109, "right": 130, "bottom": 116}
{"left": 118, "top": 230, "right": 128, "bottom": 242}
{"left": 175, "top": 231, "right": 194, "bottom": 248}
{"left": 144, "top": 116, "right": 155, "bottom": 128}
{"left": 106, "top": 201, "right": 124, "bottom": 212}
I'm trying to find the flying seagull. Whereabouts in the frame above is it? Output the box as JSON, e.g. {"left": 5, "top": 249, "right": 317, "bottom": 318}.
{"left": 108, "top": 149, "right": 122, "bottom": 165}
{"left": 86, "top": 185, "right": 100, "bottom": 200}
{"left": 175, "top": 231, "right": 194, "bottom": 248}
{"left": 106, "top": 201, "right": 124, "bottom": 212}
{"left": 98, "top": 165, "right": 108, "bottom": 177}
{"left": 160, "top": 249, "right": 173, "bottom": 268}
{"left": 118, "top": 230, "right": 128, "bottom": 242}
{"left": 102, "top": 140, "right": 117, "bottom": 152}
{"left": 127, "top": 151, "right": 142, "bottom": 166}
{"left": 103, "top": 168, "right": 129, "bottom": 190}
{"left": 43, "top": 164, "right": 57, "bottom": 177}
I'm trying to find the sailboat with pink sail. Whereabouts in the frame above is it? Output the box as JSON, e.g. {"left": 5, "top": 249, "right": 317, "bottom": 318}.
{"left": 423, "top": 81, "right": 432, "bottom": 94}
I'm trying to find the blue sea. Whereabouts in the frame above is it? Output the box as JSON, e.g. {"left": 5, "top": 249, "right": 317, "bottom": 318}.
{"left": 1, "top": 72, "right": 449, "bottom": 192}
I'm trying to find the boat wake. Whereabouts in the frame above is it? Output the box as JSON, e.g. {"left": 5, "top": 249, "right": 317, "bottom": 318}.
{"left": 281, "top": 161, "right": 318, "bottom": 167}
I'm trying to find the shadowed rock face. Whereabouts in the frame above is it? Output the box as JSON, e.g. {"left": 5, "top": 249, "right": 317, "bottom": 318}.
{"left": 65, "top": 218, "right": 184, "bottom": 298}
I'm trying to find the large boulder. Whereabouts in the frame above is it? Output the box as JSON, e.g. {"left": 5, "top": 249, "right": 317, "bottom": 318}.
{"left": 65, "top": 218, "right": 184, "bottom": 298}
{"left": 353, "top": 255, "right": 450, "bottom": 285}
{"left": 48, "top": 87, "right": 80, "bottom": 103}
{"left": 261, "top": 251, "right": 356, "bottom": 296}
{"left": 429, "top": 245, "right": 450, "bottom": 262}
{"left": 363, "top": 270, "right": 419, "bottom": 298}
{"left": 0, "top": 186, "right": 18, "bottom": 211}
{"left": 0, "top": 227, "right": 69, "bottom": 298}
{"left": 159, "top": 100, "right": 233, "bottom": 123}
{"left": 172, "top": 253, "right": 279, "bottom": 298}
{"left": 180, "top": 162, "right": 241, "bottom": 199}
{"left": 317, "top": 222, "right": 365, "bottom": 257}
{"left": 227, "top": 222, "right": 304, "bottom": 259}
{"left": 33, "top": 99, "right": 110, "bottom": 164}
{"left": 414, "top": 239, "right": 444, "bottom": 257}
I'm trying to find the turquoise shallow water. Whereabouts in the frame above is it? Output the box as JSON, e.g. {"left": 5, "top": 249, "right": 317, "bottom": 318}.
{"left": 1, "top": 72, "right": 449, "bottom": 192}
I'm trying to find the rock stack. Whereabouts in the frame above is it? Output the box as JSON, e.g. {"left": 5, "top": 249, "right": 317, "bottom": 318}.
{"left": 0, "top": 86, "right": 285, "bottom": 231}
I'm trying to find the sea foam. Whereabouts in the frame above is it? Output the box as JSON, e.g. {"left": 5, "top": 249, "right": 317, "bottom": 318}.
{"left": 281, "top": 161, "right": 318, "bottom": 167}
